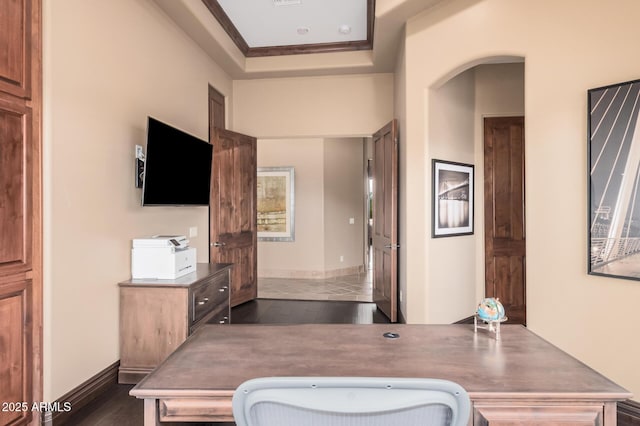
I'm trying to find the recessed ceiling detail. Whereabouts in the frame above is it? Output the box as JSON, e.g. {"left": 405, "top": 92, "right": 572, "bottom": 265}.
{"left": 201, "top": 0, "right": 375, "bottom": 57}
{"left": 273, "top": 0, "right": 302, "bottom": 6}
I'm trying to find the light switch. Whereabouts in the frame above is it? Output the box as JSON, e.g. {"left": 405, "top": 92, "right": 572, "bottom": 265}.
{"left": 349, "top": 218, "right": 355, "bottom": 224}
{"left": 189, "top": 226, "right": 198, "bottom": 237}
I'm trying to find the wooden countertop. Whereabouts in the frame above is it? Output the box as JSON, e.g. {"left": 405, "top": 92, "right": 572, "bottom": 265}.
{"left": 119, "top": 263, "right": 233, "bottom": 288}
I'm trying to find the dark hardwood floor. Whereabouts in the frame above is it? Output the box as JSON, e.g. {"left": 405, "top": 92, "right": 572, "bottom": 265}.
{"left": 61, "top": 299, "right": 389, "bottom": 425}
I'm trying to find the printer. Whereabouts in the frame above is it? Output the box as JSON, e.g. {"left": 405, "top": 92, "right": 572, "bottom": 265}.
{"left": 131, "top": 235, "right": 196, "bottom": 279}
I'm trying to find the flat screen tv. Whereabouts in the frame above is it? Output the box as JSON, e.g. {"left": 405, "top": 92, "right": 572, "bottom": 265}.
{"left": 142, "top": 117, "right": 213, "bottom": 206}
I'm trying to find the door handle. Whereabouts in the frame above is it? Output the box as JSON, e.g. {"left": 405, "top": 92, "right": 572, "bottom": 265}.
{"left": 211, "top": 241, "right": 226, "bottom": 247}
{"left": 384, "top": 244, "right": 400, "bottom": 249}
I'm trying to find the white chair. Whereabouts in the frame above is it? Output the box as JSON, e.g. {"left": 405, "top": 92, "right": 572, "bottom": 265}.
{"left": 232, "top": 377, "right": 471, "bottom": 426}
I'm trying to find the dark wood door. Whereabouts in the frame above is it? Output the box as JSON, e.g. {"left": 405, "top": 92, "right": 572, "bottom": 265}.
{"left": 210, "top": 128, "right": 257, "bottom": 307}
{"left": 0, "top": 0, "right": 41, "bottom": 424}
{"left": 372, "top": 120, "right": 398, "bottom": 322}
{"left": 208, "top": 85, "right": 225, "bottom": 130}
{"left": 484, "top": 117, "right": 526, "bottom": 325}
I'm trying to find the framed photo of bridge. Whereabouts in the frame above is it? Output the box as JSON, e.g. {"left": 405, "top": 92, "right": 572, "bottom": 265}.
{"left": 257, "top": 166, "right": 295, "bottom": 242}
{"left": 588, "top": 78, "right": 640, "bottom": 280}
{"left": 432, "top": 159, "right": 474, "bottom": 238}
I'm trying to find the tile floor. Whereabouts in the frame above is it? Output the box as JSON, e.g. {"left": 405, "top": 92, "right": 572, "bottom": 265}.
{"left": 258, "top": 270, "right": 373, "bottom": 302}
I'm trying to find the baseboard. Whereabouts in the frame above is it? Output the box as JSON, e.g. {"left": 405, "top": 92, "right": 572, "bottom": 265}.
{"left": 51, "top": 360, "right": 120, "bottom": 425}
{"left": 397, "top": 308, "right": 406, "bottom": 324}
{"left": 618, "top": 399, "right": 640, "bottom": 426}
{"left": 259, "top": 264, "right": 365, "bottom": 279}
{"left": 453, "top": 315, "right": 475, "bottom": 324}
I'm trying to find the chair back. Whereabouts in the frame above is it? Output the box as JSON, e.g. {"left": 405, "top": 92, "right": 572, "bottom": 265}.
{"left": 232, "top": 377, "right": 470, "bottom": 426}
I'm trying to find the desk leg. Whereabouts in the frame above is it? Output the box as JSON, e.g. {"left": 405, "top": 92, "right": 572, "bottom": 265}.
{"left": 144, "top": 399, "right": 161, "bottom": 426}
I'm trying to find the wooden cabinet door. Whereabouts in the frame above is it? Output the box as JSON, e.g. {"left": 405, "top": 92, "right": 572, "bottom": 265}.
{"left": 0, "top": 99, "right": 32, "bottom": 277}
{"left": 0, "top": 0, "right": 32, "bottom": 99}
{"left": 0, "top": 279, "right": 32, "bottom": 426}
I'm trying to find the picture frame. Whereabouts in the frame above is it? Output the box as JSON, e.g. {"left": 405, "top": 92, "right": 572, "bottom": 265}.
{"left": 588, "top": 78, "right": 640, "bottom": 280}
{"left": 432, "top": 159, "right": 474, "bottom": 237}
{"left": 257, "top": 166, "right": 295, "bottom": 242}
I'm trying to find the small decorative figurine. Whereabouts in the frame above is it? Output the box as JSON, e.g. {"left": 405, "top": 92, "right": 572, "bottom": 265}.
{"left": 474, "top": 297, "right": 507, "bottom": 340}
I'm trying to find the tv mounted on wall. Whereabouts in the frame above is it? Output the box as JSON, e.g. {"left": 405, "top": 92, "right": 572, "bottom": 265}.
{"left": 142, "top": 117, "right": 213, "bottom": 206}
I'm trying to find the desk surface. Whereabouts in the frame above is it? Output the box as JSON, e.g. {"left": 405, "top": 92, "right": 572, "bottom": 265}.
{"left": 131, "top": 324, "right": 630, "bottom": 401}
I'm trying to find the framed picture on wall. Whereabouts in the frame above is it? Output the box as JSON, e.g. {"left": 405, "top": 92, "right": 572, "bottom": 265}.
{"left": 257, "top": 166, "right": 295, "bottom": 242}
{"left": 588, "top": 78, "right": 640, "bottom": 280}
{"left": 432, "top": 159, "right": 474, "bottom": 237}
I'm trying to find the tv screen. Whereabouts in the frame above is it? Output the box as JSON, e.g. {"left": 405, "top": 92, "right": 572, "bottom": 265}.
{"left": 142, "top": 117, "right": 213, "bottom": 206}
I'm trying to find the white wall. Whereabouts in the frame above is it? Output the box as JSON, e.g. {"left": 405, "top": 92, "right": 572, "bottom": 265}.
{"left": 403, "top": 0, "right": 640, "bottom": 400}
{"left": 257, "top": 139, "right": 325, "bottom": 277}
{"left": 44, "top": 0, "right": 232, "bottom": 399}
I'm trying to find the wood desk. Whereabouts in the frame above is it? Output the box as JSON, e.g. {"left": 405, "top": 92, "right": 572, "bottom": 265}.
{"left": 130, "top": 324, "right": 631, "bottom": 425}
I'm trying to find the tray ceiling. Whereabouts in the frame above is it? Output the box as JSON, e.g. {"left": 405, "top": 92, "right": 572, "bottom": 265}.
{"left": 201, "top": 0, "right": 375, "bottom": 57}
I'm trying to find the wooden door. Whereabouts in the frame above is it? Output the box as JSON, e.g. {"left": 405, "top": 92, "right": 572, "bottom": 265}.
{"left": 210, "top": 128, "right": 257, "bottom": 307}
{"left": 484, "top": 117, "right": 526, "bottom": 325}
{"left": 372, "top": 120, "right": 398, "bottom": 322}
{"left": 0, "top": 0, "right": 42, "bottom": 424}
{"left": 208, "top": 85, "right": 225, "bottom": 130}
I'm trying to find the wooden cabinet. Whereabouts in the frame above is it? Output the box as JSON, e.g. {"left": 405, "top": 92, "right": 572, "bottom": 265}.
{"left": 118, "top": 263, "right": 232, "bottom": 384}
{"left": 0, "top": 0, "right": 42, "bottom": 424}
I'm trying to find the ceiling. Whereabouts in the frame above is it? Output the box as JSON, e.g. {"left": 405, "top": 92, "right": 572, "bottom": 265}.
{"left": 154, "top": 0, "right": 451, "bottom": 79}
{"left": 202, "top": 0, "right": 374, "bottom": 57}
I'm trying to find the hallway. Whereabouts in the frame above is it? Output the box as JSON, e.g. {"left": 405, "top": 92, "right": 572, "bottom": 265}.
{"left": 257, "top": 270, "right": 373, "bottom": 302}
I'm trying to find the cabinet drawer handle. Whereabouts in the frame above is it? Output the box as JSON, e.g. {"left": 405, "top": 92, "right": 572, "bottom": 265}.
{"left": 219, "top": 319, "right": 227, "bottom": 324}
{"left": 197, "top": 297, "right": 209, "bottom": 305}
{"left": 219, "top": 286, "right": 228, "bottom": 292}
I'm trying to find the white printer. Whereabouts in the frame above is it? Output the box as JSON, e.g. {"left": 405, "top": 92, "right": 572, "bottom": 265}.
{"left": 131, "top": 235, "right": 196, "bottom": 279}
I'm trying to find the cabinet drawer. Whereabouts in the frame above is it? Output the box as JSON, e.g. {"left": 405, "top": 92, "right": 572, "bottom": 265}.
{"left": 474, "top": 403, "right": 603, "bottom": 425}
{"left": 191, "top": 272, "right": 229, "bottom": 325}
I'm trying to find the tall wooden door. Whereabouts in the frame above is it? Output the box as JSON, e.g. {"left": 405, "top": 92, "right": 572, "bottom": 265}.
{"left": 210, "top": 128, "right": 257, "bottom": 307}
{"left": 372, "top": 120, "right": 399, "bottom": 322}
{"left": 484, "top": 116, "right": 526, "bottom": 325}
{"left": 0, "top": 0, "right": 42, "bottom": 424}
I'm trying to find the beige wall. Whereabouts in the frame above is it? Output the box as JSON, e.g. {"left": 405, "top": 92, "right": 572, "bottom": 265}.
{"left": 43, "top": 0, "right": 232, "bottom": 400}
{"left": 257, "top": 139, "right": 325, "bottom": 276}
{"left": 473, "top": 63, "right": 525, "bottom": 301}
{"left": 428, "top": 69, "right": 477, "bottom": 323}
{"left": 232, "top": 73, "right": 394, "bottom": 138}
{"left": 403, "top": 0, "right": 640, "bottom": 400}
{"left": 419, "top": 62, "right": 525, "bottom": 323}
{"left": 323, "top": 138, "right": 366, "bottom": 271}
{"left": 394, "top": 36, "right": 409, "bottom": 317}
{"left": 257, "top": 138, "right": 365, "bottom": 277}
